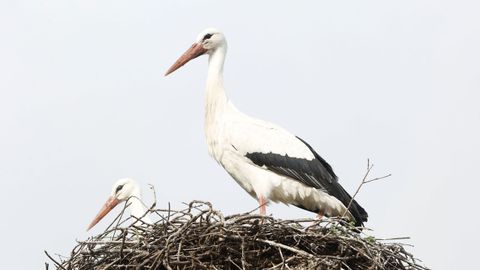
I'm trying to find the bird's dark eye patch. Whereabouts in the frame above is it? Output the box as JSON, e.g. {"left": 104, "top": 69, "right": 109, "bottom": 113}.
{"left": 115, "top": 184, "right": 124, "bottom": 193}
{"left": 203, "top": 33, "right": 213, "bottom": 41}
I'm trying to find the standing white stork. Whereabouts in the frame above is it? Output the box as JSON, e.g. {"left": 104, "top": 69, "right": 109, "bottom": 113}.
{"left": 165, "top": 28, "right": 368, "bottom": 226}
{"left": 87, "top": 178, "right": 152, "bottom": 230}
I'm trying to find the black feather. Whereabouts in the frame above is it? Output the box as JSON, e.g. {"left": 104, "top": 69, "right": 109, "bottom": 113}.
{"left": 245, "top": 136, "right": 368, "bottom": 226}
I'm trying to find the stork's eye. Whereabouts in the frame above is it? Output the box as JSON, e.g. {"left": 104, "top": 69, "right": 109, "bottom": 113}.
{"left": 203, "top": 33, "right": 213, "bottom": 41}
{"left": 115, "top": 184, "right": 124, "bottom": 193}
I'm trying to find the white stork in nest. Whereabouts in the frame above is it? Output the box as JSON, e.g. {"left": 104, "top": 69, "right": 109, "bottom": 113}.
{"left": 87, "top": 178, "right": 152, "bottom": 230}
{"left": 165, "top": 28, "right": 368, "bottom": 226}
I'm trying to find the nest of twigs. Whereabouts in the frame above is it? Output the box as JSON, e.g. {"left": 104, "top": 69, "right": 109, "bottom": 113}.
{"left": 46, "top": 201, "right": 428, "bottom": 270}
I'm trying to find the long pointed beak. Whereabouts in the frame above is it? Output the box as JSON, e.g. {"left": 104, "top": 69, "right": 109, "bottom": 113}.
{"left": 165, "top": 43, "right": 207, "bottom": 76}
{"left": 87, "top": 196, "right": 120, "bottom": 231}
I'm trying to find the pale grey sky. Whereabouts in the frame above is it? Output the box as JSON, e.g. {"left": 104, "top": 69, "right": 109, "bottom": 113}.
{"left": 1, "top": 1, "right": 479, "bottom": 269}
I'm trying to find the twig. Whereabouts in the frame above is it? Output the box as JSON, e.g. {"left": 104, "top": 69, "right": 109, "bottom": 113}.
{"left": 343, "top": 159, "right": 392, "bottom": 219}
{"left": 44, "top": 251, "right": 67, "bottom": 270}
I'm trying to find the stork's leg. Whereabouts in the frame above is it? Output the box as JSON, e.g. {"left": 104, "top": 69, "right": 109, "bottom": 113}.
{"left": 259, "top": 196, "right": 267, "bottom": 215}
{"left": 317, "top": 210, "right": 325, "bottom": 220}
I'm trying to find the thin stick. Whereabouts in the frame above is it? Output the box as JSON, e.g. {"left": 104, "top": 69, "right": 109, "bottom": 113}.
{"left": 343, "top": 159, "right": 391, "bottom": 219}
{"left": 44, "top": 251, "right": 67, "bottom": 270}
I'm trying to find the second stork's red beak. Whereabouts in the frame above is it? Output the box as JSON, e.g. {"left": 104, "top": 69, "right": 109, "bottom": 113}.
{"left": 87, "top": 196, "right": 120, "bottom": 231}
{"left": 165, "top": 43, "right": 207, "bottom": 76}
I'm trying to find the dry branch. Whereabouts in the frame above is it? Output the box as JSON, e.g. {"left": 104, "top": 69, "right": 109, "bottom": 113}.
{"left": 343, "top": 159, "right": 392, "bottom": 219}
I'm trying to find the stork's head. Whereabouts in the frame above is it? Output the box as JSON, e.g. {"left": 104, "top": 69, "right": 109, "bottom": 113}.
{"left": 87, "top": 178, "right": 140, "bottom": 231}
{"left": 165, "top": 28, "right": 226, "bottom": 76}
{"left": 109, "top": 178, "right": 140, "bottom": 201}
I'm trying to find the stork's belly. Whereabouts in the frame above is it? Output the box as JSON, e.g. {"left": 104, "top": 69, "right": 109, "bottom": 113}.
{"left": 269, "top": 177, "right": 349, "bottom": 218}
{"left": 220, "top": 152, "right": 349, "bottom": 218}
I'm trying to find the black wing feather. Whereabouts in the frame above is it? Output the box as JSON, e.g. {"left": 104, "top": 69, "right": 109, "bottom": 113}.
{"left": 245, "top": 136, "right": 368, "bottom": 226}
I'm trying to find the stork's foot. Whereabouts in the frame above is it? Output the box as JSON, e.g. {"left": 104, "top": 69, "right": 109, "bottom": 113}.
{"left": 317, "top": 211, "right": 325, "bottom": 220}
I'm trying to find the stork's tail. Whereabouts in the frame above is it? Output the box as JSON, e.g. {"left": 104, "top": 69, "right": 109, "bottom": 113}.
{"left": 347, "top": 198, "right": 368, "bottom": 227}
{"left": 333, "top": 183, "right": 368, "bottom": 227}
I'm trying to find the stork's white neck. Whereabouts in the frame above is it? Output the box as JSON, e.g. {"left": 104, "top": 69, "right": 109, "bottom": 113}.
{"left": 205, "top": 46, "right": 228, "bottom": 111}
{"left": 205, "top": 45, "right": 230, "bottom": 158}
{"left": 127, "top": 189, "right": 152, "bottom": 225}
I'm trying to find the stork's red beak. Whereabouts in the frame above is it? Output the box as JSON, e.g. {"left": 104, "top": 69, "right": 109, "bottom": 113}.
{"left": 87, "top": 196, "right": 120, "bottom": 231}
{"left": 165, "top": 43, "right": 207, "bottom": 76}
